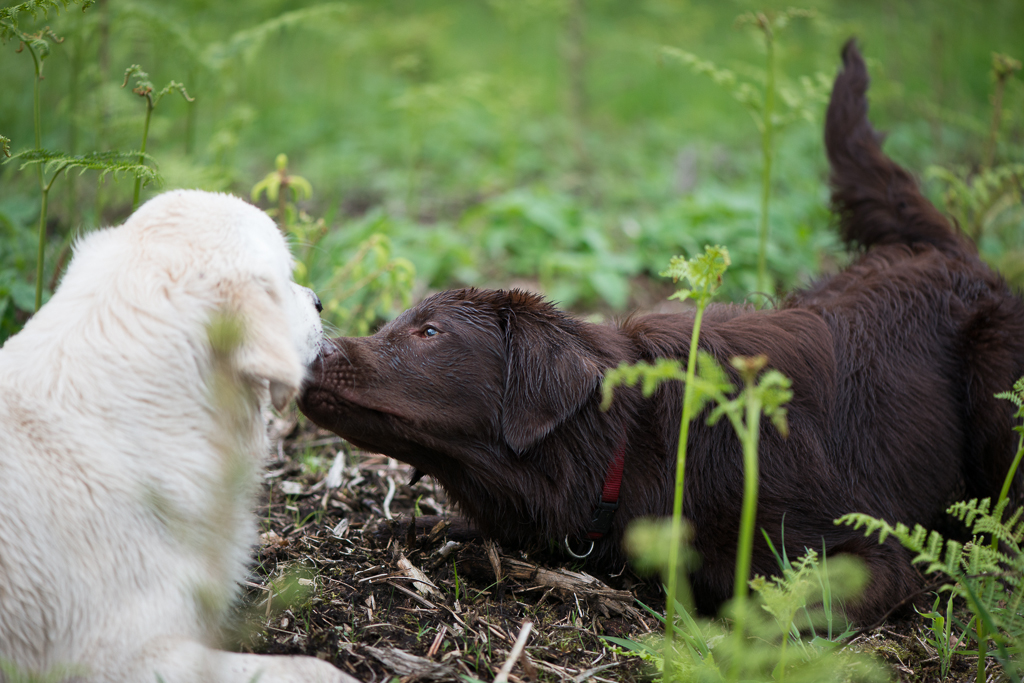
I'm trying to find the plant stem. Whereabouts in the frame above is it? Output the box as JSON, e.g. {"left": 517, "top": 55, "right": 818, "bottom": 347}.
{"left": 756, "top": 18, "right": 776, "bottom": 300}
{"left": 663, "top": 304, "right": 706, "bottom": 676}
{"left": 35, "top": 182, "right": 49, "bottom": 311}
{"left": 983, "top": 70, "right": 1009, "bottom": 170}
{"left": 777, "top": 626, "right": 791, "bottom": 683}
{"left": 35, "top": 171, "right": 61, "bottom": 312}
{"left": 983, "top": 396, "right": 1024, "bottom": 683}
{"left": 30, "top": 48, "right": 42, "bottom": 167}
{"left": 997, "top": 432, "right": 1024, "bottom": 510}
{"left": 67, "top": 38, "right": 81, "bottom": 223}
{"left": 27, "top": 42, "right": 46, "bottom": 311}
{"left": 133, "top": 101, "right": 153, "bottom": 212}
{"left": 278, "top": 178, "right": 289, "bottom": 233}
{"left": 975, "top": 613, "right": 987, "bottom": 683}
{"left": 185, "top": 67, "right": 197, "bottom": 156}
{"left": 731, "top": 385, "right": 762, "bottom": 646}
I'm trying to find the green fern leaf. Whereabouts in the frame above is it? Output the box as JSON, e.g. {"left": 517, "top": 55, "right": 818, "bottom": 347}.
{"left": 7, "top": 149, "right": 161, "bottom": 186}
{"left": 0, "top": 0, "right": 94, "bottom": 41}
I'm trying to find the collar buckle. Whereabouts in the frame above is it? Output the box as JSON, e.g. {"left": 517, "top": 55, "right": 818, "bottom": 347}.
{"left": 586, "top": 500, "right": 619, "bottom": 539}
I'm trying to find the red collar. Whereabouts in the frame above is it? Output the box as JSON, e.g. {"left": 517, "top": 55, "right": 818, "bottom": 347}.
{"left": 585, "top": 442, "right": 626, "bottom": 540}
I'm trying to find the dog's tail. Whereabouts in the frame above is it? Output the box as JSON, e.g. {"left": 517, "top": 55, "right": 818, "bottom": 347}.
{"left": 826, "top": 39, "right": 964, "bottom": 253}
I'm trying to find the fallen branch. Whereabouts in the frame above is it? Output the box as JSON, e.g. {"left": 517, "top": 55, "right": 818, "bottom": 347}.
{"left": 458, "top": 552, "right": 640, "bottom": 620}
{"left": 363, "top": 645, "right": 458, "bottom": 680}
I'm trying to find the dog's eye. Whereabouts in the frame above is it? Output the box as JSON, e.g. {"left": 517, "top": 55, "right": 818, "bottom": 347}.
{"left": 423, "top": 326, "right": 439, "bottom": 337}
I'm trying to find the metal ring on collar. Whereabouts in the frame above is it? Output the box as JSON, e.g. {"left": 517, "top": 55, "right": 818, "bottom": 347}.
{"left": 563, "top": 535, "right": 595, "bottom": 559}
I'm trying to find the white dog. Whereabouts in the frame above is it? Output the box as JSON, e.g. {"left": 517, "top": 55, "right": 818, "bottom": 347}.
{"left": 0, "top": 191, "right": 355, "bottom": 683}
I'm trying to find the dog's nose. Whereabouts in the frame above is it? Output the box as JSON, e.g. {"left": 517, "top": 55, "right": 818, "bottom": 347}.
{"left": 304, "top": 287, "right": 323, "bottom": 314}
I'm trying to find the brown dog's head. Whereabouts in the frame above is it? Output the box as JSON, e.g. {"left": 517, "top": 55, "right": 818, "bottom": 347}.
{"left": 298, "top": 288, "right": 605, "bottom": 475}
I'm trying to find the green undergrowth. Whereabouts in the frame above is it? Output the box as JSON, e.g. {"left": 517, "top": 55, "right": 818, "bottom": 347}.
{"left": 3, "top": 1, "right": 1023, "bottom": 344}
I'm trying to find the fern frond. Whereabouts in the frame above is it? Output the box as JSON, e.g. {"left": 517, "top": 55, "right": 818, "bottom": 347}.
{"left": 601, "top": 359, "right": 687, "bottom": 410}
{"left": 926, "top": 163, "right": 1024, "bottom": 238}
{"left": 835, "top": 513, "right": 899, "bottom": 545}
{"left": 0, "top": 0, "right": 93, "bottom": 41}
{"left": 7, "top": 149, "right": 161, "bottom": 186}
{"left": 941, "top": 539, "right": 965, "bottom": 575}
{"left": 207, "top": 4, "right": 352, "bottom": 68}
{"left": 948, "top": 498, "right": 994, "bottom": 528}
{"left": 837, "top": 514, "right": 966, "bottom": 577}
{"left": 996, "top": 377, "right": 1024, "bottom": 414}
{"left": 112, "top": 4, "right": 202, "bottom": 67}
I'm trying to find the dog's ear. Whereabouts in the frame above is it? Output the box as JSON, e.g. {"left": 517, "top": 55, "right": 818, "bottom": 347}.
{"left": 228, "top": 279, "right": 304, "bottom": 411}
{"left": 501, "top": 296, "right": 602, "bottom": 453}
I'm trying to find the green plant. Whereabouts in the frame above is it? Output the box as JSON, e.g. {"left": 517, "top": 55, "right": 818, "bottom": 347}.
{"left": 916, "top": 592, "right": 975, "bottom": 681}
{"left": 2, "top": 1, "right": 168, "bottom": 315}
{"left": 474, "top": 188, "right": 640, "bottom": 309}
{"left": 5, "top": 149, "right": 158, "bottom": 310}
{"left": 984, "top": 52, "right": 1022, "bottom": 169}
{"left": 452, "top": 558, "right": 461, "bottom": 603}
{"left": 0, "top": 658, "right": 84, "bottom": 683}
{"left": 926, "top": 51, "right": 1024, "bottom": 289}
{"left": 251, "top": 153, "right": 312, "bottom": 233}
{"left": 661, "top": 8, "right": 829, "bottom": 298}
{"left": 997, "top": 376, "right": 1024, "bottom": 505}
{"left": 603, "top": 245, "right": 729, "bottom": 670}
{"left": 839, "top": 499, "right": 1024, "bottom": 683}
{"left": 927, "top": 162, "right": 1024, "bottom": 243}
{"left": 602, "top": 246, "right": 881, "bottom": 682}
{"left": 607, "top": 550, "right": 876, "bottom": 683}
{"left": 297, "top": 449, "right": 329, "bottom": 476}
{"left": 250, "top": 157, "right": 415, "bottom": 336}
{"left": 4, "top": 16, "right": 64, "bottom": 312}
{"left": 301, "top": 231, "right": 414, "bottom": 336}
{"left": 121, "top": 64, "right": 193, "bottom": 212}
{"left": 599, "top": 241, "right": 889, "bottom": 681}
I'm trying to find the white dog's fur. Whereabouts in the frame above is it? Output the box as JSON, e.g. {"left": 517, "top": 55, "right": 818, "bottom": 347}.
{"left": 0, "top": 191, "right": 355, "bottom": 683}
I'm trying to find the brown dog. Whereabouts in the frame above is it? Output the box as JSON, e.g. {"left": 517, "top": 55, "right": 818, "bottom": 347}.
{"left": 299, "top": 42, "right": 1024, "bottom": 624}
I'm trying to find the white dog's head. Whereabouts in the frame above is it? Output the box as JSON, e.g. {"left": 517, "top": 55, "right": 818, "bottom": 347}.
{"left": 24, "top": 189, "right": 323, "bottom": 411}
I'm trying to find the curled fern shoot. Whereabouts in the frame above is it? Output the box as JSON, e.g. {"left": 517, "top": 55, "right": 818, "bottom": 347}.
{"left": 122, "top": 64, "right": 193, "bottom": 212}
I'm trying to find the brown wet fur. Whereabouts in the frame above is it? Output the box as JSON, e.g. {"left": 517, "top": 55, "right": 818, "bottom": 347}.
{"left": 298, "top": 41, "right": 1024, "bottom": 625}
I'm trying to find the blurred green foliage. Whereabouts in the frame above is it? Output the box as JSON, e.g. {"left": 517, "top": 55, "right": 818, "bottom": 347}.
{"left": 1, "top": 0, "right": 1023, "bottom": 342}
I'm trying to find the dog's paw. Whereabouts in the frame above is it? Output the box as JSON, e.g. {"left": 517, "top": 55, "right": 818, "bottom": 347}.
{"left": 255, "top": 655, "right": 359, "bottom": 683}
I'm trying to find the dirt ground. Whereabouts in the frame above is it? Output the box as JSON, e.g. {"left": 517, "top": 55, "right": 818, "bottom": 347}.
{"left": 240, "top": 412, "right": 1003, "bottom": 683}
